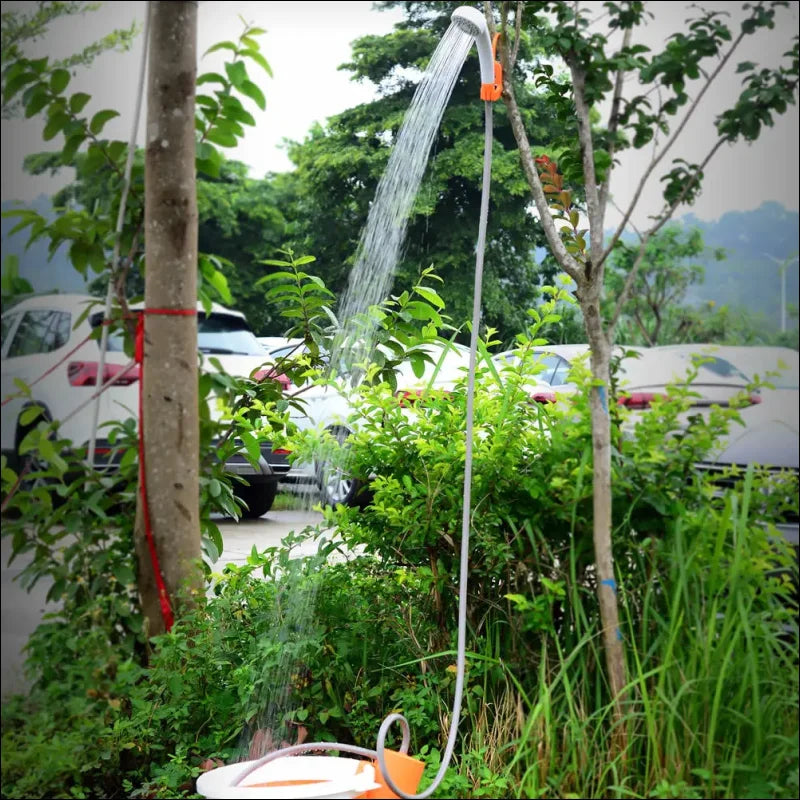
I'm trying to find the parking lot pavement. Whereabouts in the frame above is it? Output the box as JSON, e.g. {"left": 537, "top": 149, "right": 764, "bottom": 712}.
{"left": 1, "top": 504, "right": 325, "bottom": 701}
{"left": 213, "top": 507, "right": 325, "bottom": 567}
{"left": 1, "top": 535, "right": 61, "bottom": 701}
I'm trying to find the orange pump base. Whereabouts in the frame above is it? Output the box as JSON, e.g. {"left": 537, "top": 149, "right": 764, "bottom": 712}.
{"left": 357, "top": 750, "right": 425, "bottom": 799}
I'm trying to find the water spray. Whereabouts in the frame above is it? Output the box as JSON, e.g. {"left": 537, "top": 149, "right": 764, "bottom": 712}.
{"left": 198, "top": 7, "right": 502, "bottom": 799}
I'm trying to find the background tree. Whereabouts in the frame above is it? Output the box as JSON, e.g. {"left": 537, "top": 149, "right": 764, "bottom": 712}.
{"left": 497, "top": 0, "right": 799, "bottom": 716}
{"left": 606, "top": 225, "right": 725, "bottom": 345}
{"left": 196, "top": 161, "right": 298, "bottom": 334}
{"left": 277, "top": 0, "right": 572, "bottom": 343}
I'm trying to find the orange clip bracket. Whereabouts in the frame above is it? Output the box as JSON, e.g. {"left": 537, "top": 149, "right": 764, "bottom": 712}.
{"left": 480, "top": 33, "right": 503, "bottom": 101}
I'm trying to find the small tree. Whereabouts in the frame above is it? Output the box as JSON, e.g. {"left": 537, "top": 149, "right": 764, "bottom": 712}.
{"left": 493, "top": 0, "right": 799, "bottom": 716}
{"left": 606, "top": 225, "right": 725, "bottom": 345}
{"left": 2, "top": 4, "right": 274, "bottom": 635}
{"left": 1, "top": 1, "right": 138, "bottom": 118}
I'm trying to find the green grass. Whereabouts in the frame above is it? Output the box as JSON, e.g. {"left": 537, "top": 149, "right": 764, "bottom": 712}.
{"left": 502, "top": 485, "right": 799, "bottom": 799}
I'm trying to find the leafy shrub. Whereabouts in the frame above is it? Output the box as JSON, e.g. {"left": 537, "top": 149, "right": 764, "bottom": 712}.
{"left": 2, "top": 278, "right": 797, "bottom": 799}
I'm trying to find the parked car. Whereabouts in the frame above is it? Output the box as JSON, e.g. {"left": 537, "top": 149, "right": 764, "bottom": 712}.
{"left": 1, "top": 294, "right": 290, "bottom": 518}
{"left": 655, "top": 344, "right": 798, "bottom": 546}
{"left": 494, "top": 342, "right": 797, "bottom": 546}
{"left": 664, "top": 345, "right": 798, "bottom": 391}
{"left": 257, "top": 336, "right": 304, "bottom": 356}
{"left": 493, "top": 343, "right": 756, "bottom": 410}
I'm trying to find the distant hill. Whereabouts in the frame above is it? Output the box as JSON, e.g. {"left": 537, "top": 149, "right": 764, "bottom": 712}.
{"left": 667, "top": 202, "right": 798, "bottom": 327}
{"left": 1, "top": 194, "right": 89, "bottom": 296}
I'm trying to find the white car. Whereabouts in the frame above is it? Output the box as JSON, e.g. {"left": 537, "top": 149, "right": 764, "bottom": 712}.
{"left": 1, "top": 294, "right": 290, "bottom": 518}
{"left": 493, "top": 343, "right": 755, "bottom": 409}
{"left": 495, "top": 342, "right": 798, "bottom": 545}
{"left": 257, "top": 336, "right": 304, "bottom": 356}
{"left": 655, "top": 344, "right": 798, "bottom": 545}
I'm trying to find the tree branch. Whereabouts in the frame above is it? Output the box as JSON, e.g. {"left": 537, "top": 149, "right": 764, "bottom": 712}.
{"left": 567, "top": 56, "right": 604, "bottom": 270}
{"left": 511, "top": 0, "right": 523, "bottom": 67}
{"left": 608, "top": 136, "right": 726, "bottom": 332}
{"left": 608, "top": 232, "right": 650, "bottom": 334}
{"left": 500, "top": 54, "right": 585, "bottom": 284}
{"left": 633, "top": 310, "right": 653, "bottom": 346}
{"left": 599, "top": 26, "right": 633, "bottom": 220}
{"left": 600, "top": 24, "right": 749, "bottom": 267}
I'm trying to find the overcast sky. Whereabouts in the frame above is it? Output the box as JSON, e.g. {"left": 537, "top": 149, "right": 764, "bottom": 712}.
{"left": 1, "top": 0, "right": 798, "bottom": 230}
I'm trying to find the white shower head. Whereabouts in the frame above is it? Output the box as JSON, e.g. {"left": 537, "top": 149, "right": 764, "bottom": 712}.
{"left": 451, "top": 6, "right": 501, "bottom": 100}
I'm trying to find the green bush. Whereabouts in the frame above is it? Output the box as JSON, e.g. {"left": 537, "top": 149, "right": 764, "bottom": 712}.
{"left": 3, "top": 281, "right": 797, "bottom": 799}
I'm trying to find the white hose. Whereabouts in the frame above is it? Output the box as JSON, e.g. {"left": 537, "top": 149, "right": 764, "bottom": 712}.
{"left": 232, "top": 100, "right": 495, "bottom": 798}
{"left": 87, "top": 4, "right": 150, "bottom": 469}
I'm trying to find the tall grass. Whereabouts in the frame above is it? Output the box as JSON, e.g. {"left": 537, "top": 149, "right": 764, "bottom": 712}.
{"left": 505, "top": 472, "right": 799, "bottom": 799}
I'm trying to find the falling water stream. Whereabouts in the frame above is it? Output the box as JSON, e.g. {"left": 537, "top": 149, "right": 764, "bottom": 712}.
{"left": 241, "top": 22, "right": 476, "bottom": 760}
{"left": 331, "top": 24, "right": 474, "bottom": 372}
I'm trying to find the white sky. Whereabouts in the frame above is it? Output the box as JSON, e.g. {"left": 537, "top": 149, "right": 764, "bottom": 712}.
{"left": 1, "top": 0, "right": 798, "bottom": 230}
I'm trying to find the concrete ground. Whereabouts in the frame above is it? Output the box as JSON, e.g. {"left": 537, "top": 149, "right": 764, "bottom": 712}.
{"left": 1, "top": 500, "right": 324, "bottom": 701}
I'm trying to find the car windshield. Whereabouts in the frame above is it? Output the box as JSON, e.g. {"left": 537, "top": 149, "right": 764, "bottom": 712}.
{"left": 96, "top": 311, "right": 264, "bottom": 356}
{"left": 729, "top": 349, "right": 799, "bottom": 389}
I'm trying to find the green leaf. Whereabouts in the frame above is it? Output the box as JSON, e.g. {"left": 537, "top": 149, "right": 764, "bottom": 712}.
{"left": 207, "top": 268, "right": 232, "bottom": 304}
{"left": 197, "top": 72, "right": 228, "bottom": 87}
{"left": 119, "top": 447, "right": 137, "bottom": 470}
{"left": 224, "top": 60, "right": 248, "bottom": 90}
{"left": 24, "top": 88, "right": 50, "bottom": 118}
{"left": 43, "top": 111, "right": 70, "bottom": 141}
{"left": 205, "top": 126, "right": 238, "bottom": 148}
{"left": 89, "top": 109, "right": 119, "bottom": 135}
{"left": 69, "top": 239, "right": 91, "bottom": 274}
{"left": 19, "top": 406, "right": 43, "bottom": 427}
{"left": 415, "top": 286, "right": 444, "bottom": 309}
{"left": 61, "top": 132, "right": 86, "bottom": 165}
{"left": 410, "top": 353, "right": 427, "bottom": 379}
{"left": 3, "top": 70, "right": 38, "bottom": 102}
{"left": 240, "top": 48, "right": 272, "bottom": 76}
{"left": 195, "top": 94, "right": 219, "bottom": 110}
{"left": 219, "top": 102, "right": 256, "bottom": 127}
{"left": 204, "top": 41, "right": 239, "bottom": 56}
{"left": 69, "top": 92, "right": 92, "bottom": 113}
{"left": 239, "top": 431, "right": 261, "bottom": 464}
{"left": 50, "top": 69, "right": 71, "bottom": 94}
{"left": 196, "top": 141, "right": 222, "bottom": 178}
{"left": 113, "top": 565, "right": 136, "bottom": 585}
{"left": 46, "top": 578, "right": 66, "bottom": 603}
{"left": 239, "top": 79, "right": 266, "bottom": 111}
{"left": 258, "top": 260, "right": 293, "bottom": 268}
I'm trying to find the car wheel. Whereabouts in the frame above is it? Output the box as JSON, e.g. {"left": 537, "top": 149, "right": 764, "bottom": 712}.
{"left": 316, "top": 426, "right": 371, "bottom": 508}
{"left": 235, "top": 480, "right": 278, "bottom": 519}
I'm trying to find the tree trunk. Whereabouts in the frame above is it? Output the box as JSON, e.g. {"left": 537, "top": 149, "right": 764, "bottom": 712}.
{"left": 499, "top": 33, "right": 628, "bottom": 719}
{"left": 582, "top": 290, "right": 627, "bottom": 713}
{"left": 134, "top": 0, "right": 201, "bottom": 636}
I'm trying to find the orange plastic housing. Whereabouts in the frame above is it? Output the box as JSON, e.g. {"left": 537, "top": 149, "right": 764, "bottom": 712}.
{"left": 480, "top": 33, "right": 503, "bottom": 101}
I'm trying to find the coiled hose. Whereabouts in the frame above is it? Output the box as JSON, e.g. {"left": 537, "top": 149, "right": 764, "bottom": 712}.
{"left": 233, "top": 99, "right": 494, "bottom": 799}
